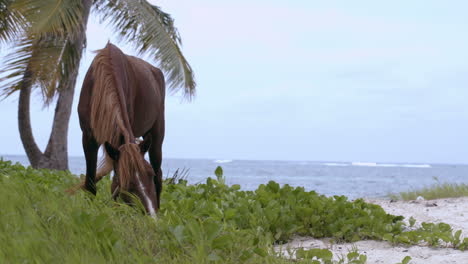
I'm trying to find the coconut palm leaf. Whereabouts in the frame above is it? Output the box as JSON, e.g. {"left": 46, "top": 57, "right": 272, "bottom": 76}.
{"left": 29, "top": 36, "right": 81, "bottom": 102}
{"left": 94, "top": 0, "right": 196, "bottom": 99}
{"left": 0, "top": 34, "right": 81, "bottom": 103}
{"left": 0, "top": 0, "right": 25, "bottom": 43}
{"left": 9, "top": 0, "right": 84, "bottom": 39}
{"left": 0, "top": 38, "right": 32, "bottom": 96}
{"left": 0, "top": 0, "right": 85, "bottom": 102}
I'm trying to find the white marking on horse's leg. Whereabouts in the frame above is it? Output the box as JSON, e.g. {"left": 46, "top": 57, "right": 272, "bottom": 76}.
{"left": 136, "top": 172, "right": 157, "bottom": 217}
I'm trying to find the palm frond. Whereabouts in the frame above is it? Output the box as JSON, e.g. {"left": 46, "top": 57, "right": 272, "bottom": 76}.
{"left": 0, "top": 0, "right": 26, "bottom": 44}
{"left": 0, "top": 0, "right": 85, "bottom": 102}
{"left": 0, "top": 35, "right": 81, "bottom": 104}
{"left": 94, "top": 0, "right": 196, "bottom": 99}
{"left": 0, "top": 0, "right": 84, "bottom": 102}
{"left": 0, "top": 38, "right": 32, "bottom": 96}
{"left": 10, "top": 0, "right": 84, "bottom": 40}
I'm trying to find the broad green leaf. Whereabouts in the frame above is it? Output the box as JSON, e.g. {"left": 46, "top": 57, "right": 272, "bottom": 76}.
{"left": 212, "top": 234, "right": 232, "bottom": 249}
{"left": 401, "top": 256, "right": 412, "bottom": 264}
{"left": 253, "top": 247, "right": 267, "bottom": 257}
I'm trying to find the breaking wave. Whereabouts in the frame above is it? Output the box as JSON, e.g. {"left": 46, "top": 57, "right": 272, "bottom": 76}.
{"left": 352, "top": 162, "right": 377, "bottom": 167}
{"left": 351, "top": 162, "right": 431, "bottom": 168}
{"left": 214, "top": 159, "right": 233, "bottom": 164}
{"left": 323, "top": 163, "right": 349, "bottom": 167}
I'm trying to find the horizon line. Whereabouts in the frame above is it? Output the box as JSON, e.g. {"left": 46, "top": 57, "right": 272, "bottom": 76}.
{"left": 1, "top": 154, "right": 467, "bottom": 166}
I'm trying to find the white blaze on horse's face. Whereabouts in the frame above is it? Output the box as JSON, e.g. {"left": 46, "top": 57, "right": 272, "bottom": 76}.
{"left": 104, "top": 141, "right": 158, "bottom": 216}
{"left": 111, "top": 169, "right": 158, "bottom": 217}
{"left": 136, "top": 172, "right": 157, "bottom": 218}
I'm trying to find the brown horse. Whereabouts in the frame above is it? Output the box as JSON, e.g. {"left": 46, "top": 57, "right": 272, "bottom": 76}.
{"left": 77, "top": 43, "right": 165, "bottom": 216}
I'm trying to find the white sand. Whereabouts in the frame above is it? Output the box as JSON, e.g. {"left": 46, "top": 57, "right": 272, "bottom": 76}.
{"left": 276, "top": 197, "right": 468, "bottom": 264}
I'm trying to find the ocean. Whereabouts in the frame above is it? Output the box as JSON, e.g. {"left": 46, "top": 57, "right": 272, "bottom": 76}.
{"left": 2, "top": 155, "right": 468, "bottom": 199}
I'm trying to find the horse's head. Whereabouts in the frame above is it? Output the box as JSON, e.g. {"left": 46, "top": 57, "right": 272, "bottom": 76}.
{"left": 104, "top": 138, "right": 158, "bottom": 217}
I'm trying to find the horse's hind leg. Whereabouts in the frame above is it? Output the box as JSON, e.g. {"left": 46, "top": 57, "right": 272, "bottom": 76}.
{"left": 148, "top": 143, "right": 163, "bottom": 210}
{"left": 82, "top": 133, "right": 99, "bottom": 195}
{"left": 147, "top": 131, "right": 164, "bottom": 210}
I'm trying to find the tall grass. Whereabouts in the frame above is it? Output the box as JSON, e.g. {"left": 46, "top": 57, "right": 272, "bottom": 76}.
{"left": 0, "top": 162, "right": 166, "bottom": 263}
{"left": 389, "top": 179, "right": 468, "bottom": 201}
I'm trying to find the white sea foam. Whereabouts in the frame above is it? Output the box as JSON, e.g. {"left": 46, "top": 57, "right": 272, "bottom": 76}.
{"left": 378, "top": 164, "right": 399, "bottom": 167}
{"left": 351, "top": 162, "right": 432, "bottom": 168}
{"left": 402, "top": 164, "right": 432, "bottom": 168}
{"left": 323, "top": 163, "right": 349, "bottom": 167}
{"left": 214, "top": 159, "right": 233, "bottom": 164}
{"left": 352, "top": 162, "right": 377, "bottom": 167}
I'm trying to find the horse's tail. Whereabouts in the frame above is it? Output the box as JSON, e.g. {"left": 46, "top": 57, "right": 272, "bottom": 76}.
{"left": 65, "top": 151, "right": 113, "bottom": 195}
{"left": 89, "top": 43, "right": 133, "bottom": 147}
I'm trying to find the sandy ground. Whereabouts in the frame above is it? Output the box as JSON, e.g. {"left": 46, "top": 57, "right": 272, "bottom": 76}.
{"left": 276, "top": 197, "right": 468, "bottom": 264}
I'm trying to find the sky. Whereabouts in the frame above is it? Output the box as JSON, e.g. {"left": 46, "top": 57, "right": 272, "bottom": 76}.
{"left": 1, "top": 0, "right": 468, "bottom": 164}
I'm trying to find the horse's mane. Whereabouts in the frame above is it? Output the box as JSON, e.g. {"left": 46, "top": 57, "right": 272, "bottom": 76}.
{"left": 89, "top": 43, "right": 147, "bottom": 192}
{"left": 90, "top": 43, "right": 132, "bottom": 146}
{"left": 116, "top": 144, "right": 147, "bottom": 191}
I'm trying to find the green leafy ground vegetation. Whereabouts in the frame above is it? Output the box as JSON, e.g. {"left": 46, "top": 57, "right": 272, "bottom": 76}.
{"left": 0, "top": 160, "right": 467, "bottom": 263}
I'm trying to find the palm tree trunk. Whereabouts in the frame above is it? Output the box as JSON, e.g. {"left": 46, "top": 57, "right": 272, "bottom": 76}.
{"left": 18, "top": 68, "right": 43, "bottom": 168}
{"left": 17, "top": 0, "right": 92, "bottom": 170}
{"left": 40, "top": 76, "right": 76, "bottom": 170}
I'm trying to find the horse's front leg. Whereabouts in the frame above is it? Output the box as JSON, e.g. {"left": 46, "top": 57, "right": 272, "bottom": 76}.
{"left": 82, "top": 133, "right": 99, "bottom": 195}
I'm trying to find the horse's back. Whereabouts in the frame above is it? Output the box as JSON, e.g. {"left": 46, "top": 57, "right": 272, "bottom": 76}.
{"left": 126, "top": 56, "right": 165, "bottom": 137}
{"left": 127, "top": 56, "right": 165, "bottom": 101}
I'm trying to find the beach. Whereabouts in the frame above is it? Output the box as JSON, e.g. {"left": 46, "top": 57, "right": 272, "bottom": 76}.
{"left": 277, "top": 197, "right": 468, "bottom": 263}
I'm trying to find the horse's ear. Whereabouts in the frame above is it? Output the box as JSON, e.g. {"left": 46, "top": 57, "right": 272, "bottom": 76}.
{"left": 105, "top": 142, "right": 120, "bottom": 161}
{"left": 139, "top": 136, "right": 152, "bottom": 153}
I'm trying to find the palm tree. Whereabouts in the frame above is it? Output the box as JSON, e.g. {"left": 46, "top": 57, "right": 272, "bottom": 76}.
{"left": 0, "top": 0, "right": 196, "bottom": 170}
